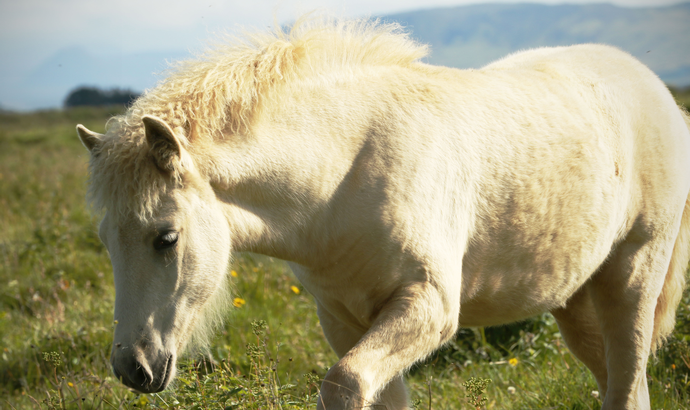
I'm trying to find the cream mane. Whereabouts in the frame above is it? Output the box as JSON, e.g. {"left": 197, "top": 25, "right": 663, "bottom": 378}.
{"left": 87, "top": 16, "right": 428, "bottom": 220}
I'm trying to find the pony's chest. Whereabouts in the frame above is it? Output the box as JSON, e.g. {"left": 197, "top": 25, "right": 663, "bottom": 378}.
{"left": 288, "top": 261, "right": 405, "bottom": 330}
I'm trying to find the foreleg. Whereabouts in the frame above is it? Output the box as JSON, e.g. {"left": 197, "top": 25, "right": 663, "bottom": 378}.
{"left": 317, "top": 303, "right": 409, "bottom": 410}
{"left": 317, "top": 281, "right": 459, "bottom": 410}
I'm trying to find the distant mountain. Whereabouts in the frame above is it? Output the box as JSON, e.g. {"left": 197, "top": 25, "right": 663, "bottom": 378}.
{"left": 4, "top": 2, "right": 689, "bottom": 110}
{"left": 384, "top": 2, "right": 690, "bottom": 86}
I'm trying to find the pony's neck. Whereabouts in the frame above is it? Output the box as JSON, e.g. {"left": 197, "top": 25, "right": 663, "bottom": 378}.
{"left": 201, "top": 68, "right": 410, "bottom": 266}
{"left": 205, "top": 114, "right": 369, "bottom": 266}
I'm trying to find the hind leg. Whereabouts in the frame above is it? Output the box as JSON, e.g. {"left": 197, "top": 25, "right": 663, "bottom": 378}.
{"left": 588, "top": 232, "right": 675, "bottom": 410}
{"left": 551, "top": 282, "right": 608, "bottom": 396}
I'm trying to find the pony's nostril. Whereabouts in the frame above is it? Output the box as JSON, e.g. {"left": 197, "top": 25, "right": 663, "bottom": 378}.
{"left": 113, "top": 356, "right": 154, "bottom": 392}
{"left": 131, "top": 360, "right": 152, "bottom": 388}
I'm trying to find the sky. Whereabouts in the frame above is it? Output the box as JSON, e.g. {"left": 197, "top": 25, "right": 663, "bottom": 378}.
{"left": 0, "top": 0, "right": 685, "bottom": 110}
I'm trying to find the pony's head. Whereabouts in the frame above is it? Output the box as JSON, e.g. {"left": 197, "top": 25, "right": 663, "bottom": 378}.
{"left": 77, "top": 116, "right": 231, "bottom": 393}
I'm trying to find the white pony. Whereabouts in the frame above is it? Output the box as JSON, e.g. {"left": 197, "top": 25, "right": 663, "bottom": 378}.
{"left": 76, "top": 17, "right": 690, "bottom": 410}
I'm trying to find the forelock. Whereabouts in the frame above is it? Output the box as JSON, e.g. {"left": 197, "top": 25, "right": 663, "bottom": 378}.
{"left": 86, "top": 118, "right": 184, "bottom": 222}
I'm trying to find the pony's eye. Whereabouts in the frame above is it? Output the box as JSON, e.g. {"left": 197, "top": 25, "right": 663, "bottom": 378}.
{"left": 154, "top": 231, "right": 179, "bottom": 252}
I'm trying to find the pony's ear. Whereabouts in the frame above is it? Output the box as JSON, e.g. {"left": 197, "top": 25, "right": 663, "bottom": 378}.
{"left": 76, "top": 124, "right": 103, "bottom": 153}
{"left": 142, "top": 115, "right": 182, "bottom": 172}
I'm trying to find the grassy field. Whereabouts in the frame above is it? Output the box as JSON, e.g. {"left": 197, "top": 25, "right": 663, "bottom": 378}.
{"left": 1, "top": 103, "right": 689, "bottom": 410}
{"left": 670, "top": 86, "right": 690, "bottom": 110}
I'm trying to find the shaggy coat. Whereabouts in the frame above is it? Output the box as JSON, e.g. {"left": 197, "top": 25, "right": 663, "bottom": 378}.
{"left": 77, "top": 17, "right": 690, "bottom": 410}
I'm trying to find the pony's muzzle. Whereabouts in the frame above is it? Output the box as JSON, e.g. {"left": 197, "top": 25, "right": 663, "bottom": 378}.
{"left": 111, "top": 347, "right": 174, "bottom": 393}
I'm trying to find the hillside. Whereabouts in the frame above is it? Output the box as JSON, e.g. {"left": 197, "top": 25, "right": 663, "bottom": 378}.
{"left": 4, "top": 2, "right": 690, "bottom": 110}
{"left": 385, "top": 2, "right": 690, "bottom": 85}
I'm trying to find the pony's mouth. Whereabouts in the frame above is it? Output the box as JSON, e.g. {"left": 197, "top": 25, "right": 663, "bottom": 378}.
{"left": 156, "top": 354, "right": 174, "bottom": 392}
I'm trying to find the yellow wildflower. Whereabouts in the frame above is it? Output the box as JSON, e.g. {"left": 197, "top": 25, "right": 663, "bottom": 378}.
{"left": 290, "top": 285, "right": 300, "bottom": 294}
{"left": 230, "top": 270, "right": 238, "bottom": 278}
{"left": 67, "top": 382, "right": 74, "bottom": 387}
{"left": 509, "top": 358, "right": 518, "bottom": 366}
{"left": 233, "top": 298, "right": 246, "bottom": 308}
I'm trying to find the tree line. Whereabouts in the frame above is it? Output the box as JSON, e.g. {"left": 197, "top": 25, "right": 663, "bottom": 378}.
{"left": 64, "top": 86, "right": 140, "bottom": 108}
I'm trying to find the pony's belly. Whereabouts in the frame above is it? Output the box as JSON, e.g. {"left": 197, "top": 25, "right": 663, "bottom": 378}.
{"left": 457, "top": 265, "right": 592, "bottom": 327}
{"left": 459, "top": 194, "right": 624, "bottom": 327}
{"left": 458, "top": 292, "right": 554, "bottom": 327}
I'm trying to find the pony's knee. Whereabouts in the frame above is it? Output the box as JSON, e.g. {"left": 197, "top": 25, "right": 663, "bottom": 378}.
{"left": 318, "top": 361, "right": 368, "bottom": 410}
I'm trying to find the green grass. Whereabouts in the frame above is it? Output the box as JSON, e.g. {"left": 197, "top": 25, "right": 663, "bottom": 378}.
{"left": 1, "top": 106, "right": 689, "bottom": 409}
{"left": 670, "top": 85, "right": 690, "bottom": 109}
